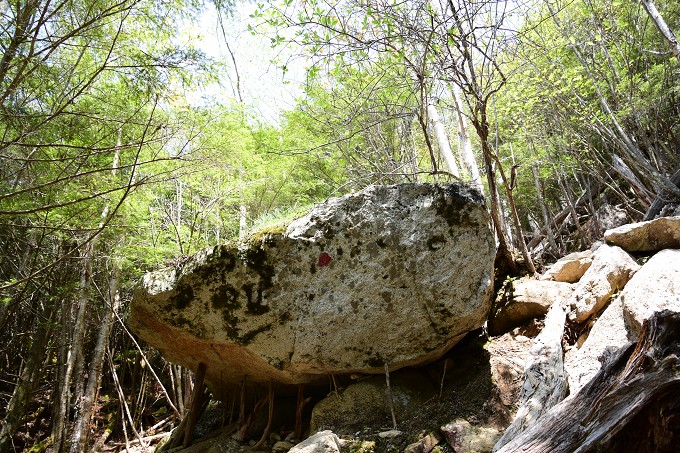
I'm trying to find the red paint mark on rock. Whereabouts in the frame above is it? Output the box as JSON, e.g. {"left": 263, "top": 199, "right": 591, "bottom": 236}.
{"left": 318, "top": 252, "right": 332, "bottom": 267}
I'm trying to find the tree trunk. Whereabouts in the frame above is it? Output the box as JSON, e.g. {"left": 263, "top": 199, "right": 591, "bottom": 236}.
{"left": 495, "top": 311, "right": 680, "bottom": 453}
{"left": 53, "top": 240, "right": 95, "bottom": 452}
{"left": 69, "top": 265, "right": 121, "bottom": 452}
{"left": 452, "top": 84, "right": 484, "bottom": 193}
{"left": 532, "top": 164, "right": 558, "bottom": 254}
{"left": 427, "top": 104, "right": 460, "bottom": 178}
{"left": 0, "top": 301, "right": 58, "bottom": 453}
{"left": 643, "top": 167, "right": 680, "bottom": 220}
{"left": 183, "top": 363, "right": 208, "bottom": 448}
{"left": 494, "top": 301, "right": 569, "bottom": 451}
{"left": 640, "top": 0, "right": 680, "bottom": 60}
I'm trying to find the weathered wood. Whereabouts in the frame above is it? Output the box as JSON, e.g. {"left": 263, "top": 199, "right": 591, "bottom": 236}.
{"left": 643, "top": 167, "right": 680, "bottom": 220}
{"left": 183, "top": 362, "right": 208, "bottom": 448}
{"left": 294, "top": 384, "right": 304, "bottom": 440}
{"left": 493, "top": 301, "right": 569, "bottom": 450}
{"left": 527, "top": 183, "right": 603, "bottom": 251}
{"left": 252, "top": 380, "right": 275, "bottom": 450}
{"left": 495, "top": 311, "right": 680, "bottom": 453}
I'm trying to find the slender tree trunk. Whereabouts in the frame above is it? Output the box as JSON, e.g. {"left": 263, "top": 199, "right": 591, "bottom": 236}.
{"left": 452, "top": 84, "right": 484, "bottom": 192}
{"left": 0, "top": 301, "right": 57, "bottom": 453}
{"left": 427, "top": 104, "right": 460, "bottom": 177}
{"left": 532, "top": 164, "right": 558, "bottom": 254}
{"left": 69, "top": 265, "right": 121, "bottom": 452}
{"left": 556, "top": 166, "right": 587, "bottom": 249}
{"left": 53, "top": 240, "right": 94, "bottom": 452}
{"left": 640, "top": 0, "right": 680, "bottom": 60}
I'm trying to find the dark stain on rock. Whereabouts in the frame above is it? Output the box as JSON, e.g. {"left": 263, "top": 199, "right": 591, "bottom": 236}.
{"left": 171, "top": 281, "right": 194, "bottom": 310}
{"left": 222, "top": 311, "right": 239, "bottom": 339}
{"left": 310, "top": 262, "right": 317, "bottom": 274}
{"left": 238, "top": 323, "right": 272, "bottom": 345}
{"left": 280, "top": 311, "right": 292, "bottom": 323}
{"left": 350, "top": 300, "right": 359, "bottom": 312}
{"left": 174, "top": 314, "right": 192, "bottom": 328}
{"left": 427, "top": 234, "right": 447, "bottom": 251}
{"left": 243, "top": 283, "right": 269, "bottom": 315}
{"left": 366, "top": 353, "right": 385, "bottom": 368}
{"left": 240, "top": 247, "right": 275, "bottom": 290}
{"left": 211, "top": 284, "right": 240, "bottom": 311}
{"left": 376, "top": 237, "right": 387, "bottom": 248}
{"left": 435, "top": 184, "right": 483, "bottom": 228}
{"left": 336, "top": 247, "right": 343, "bottom": 256}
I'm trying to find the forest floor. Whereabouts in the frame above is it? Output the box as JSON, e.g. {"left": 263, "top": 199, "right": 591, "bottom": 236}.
{"left": 98, "top": 327, "right": 536, "bottom": 452}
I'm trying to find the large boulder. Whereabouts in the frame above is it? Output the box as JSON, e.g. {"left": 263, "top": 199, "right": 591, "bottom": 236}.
{"left": 620, "top": 249, "right": 680, "bottom": 335}
{"left": 129, "top": 183, "right": 495, "bottom": 392}
{"left": 568, "top": 244, "right": 639, "bottom": 323}
{"left": 604, "top": 216, "right": 680, "bottom": 252}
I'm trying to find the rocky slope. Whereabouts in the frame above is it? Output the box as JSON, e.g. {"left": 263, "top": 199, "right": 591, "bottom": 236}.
{"left": 126, "top": 193, "right": 680, "bottom": 453}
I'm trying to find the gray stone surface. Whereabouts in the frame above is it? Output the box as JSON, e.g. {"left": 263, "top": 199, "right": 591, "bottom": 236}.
{"left": 604, "top": 215, "right": 680, "bottom": 251}
{"left": 442, "top": 419, "right": 500, "bottom": 453}
{"left": 620, "top": 249, "right": 680, "bottom": 335}
{"left": 564, "top": 298, "right": 634, "bottom": 395}
{"left": 310, "top": 369, "right": 436, "bottom": 433}
{"left": 128, "top": 183, "right": 495, "bottom": 392}
{"left": 569, "top": 244, "right": 639, "bottom": 323}
{"left": 290, "top": 431, "right": 341, "bottom": 453}
{"left": 540, "top": 250, "right": 593, "bottom": 283}
{"left": 488, "top": 278, "right": 574, "bottom": 336}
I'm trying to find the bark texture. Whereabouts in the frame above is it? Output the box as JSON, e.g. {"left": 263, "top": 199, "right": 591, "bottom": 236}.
{"left": 495, "top": 310, "right": 680, "bottom": 453}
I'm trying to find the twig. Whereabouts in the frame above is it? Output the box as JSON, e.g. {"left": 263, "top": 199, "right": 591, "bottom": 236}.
{"left": 252, "top": 380, "right": 275, "bottom": 450}
{"left": 331, "top": 373, "right": 340, "bottom": 400}
{"left": 439, "top": 358, "right": 448, "bottom": 401}
{"left": 384, "top": 363, "right": 398, "bottom": 429}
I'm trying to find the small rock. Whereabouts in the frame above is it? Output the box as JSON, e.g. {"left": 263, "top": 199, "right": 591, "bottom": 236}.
{"left": 441, "top": 419, "right": 500, "bottom": 453}
{"left": 540, "top": 250, "right": 593, "bottom": 283}
{"left": 377, "top": 430, "right": 402, "bottom": 439}
{"left": 272, "top": 440, "right": 295, "bottom": 453}
{"left": 604, "top": 215, "right": 680, "bottom": 252}
{"left": 404, "top": 432, "right": 441, "bottom": 453}
{"left": 289, "top": 430, "right": 341, "bottom": 453}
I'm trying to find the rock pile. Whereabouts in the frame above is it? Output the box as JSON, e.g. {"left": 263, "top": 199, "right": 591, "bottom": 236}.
{"left": 493, "top": 215, "right": 680, "bottom": 452}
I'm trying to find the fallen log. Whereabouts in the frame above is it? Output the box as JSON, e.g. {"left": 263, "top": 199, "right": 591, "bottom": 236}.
{"left": 495, "top": 310, "right": 680, "bottom": 453}
{"left": 528, "top": 183, "right": 603, "bottom": 251}
{"left": 493, "top": 301, "right": 569, "bottom": 450}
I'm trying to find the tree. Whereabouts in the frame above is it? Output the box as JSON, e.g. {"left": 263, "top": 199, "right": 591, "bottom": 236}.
{"left": 0, "top": 1, "right": 210, "bottom": 450}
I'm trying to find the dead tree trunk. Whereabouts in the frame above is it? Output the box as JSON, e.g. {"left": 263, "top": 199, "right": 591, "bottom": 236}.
{"left": 495, "top": 310, "right": 680, "bottom": 453}
{"left": 494, "top": 301, "right": 569, "bottom": 451}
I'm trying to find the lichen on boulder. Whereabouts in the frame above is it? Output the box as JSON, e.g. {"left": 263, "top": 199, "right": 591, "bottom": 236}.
{"left": 128, "top": 183, "right": 495, "bottom": 395}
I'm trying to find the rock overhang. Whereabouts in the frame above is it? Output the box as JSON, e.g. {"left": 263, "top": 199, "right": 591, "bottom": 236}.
{"left": 128, "top": 183, "right": 495, "bottom": 395}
